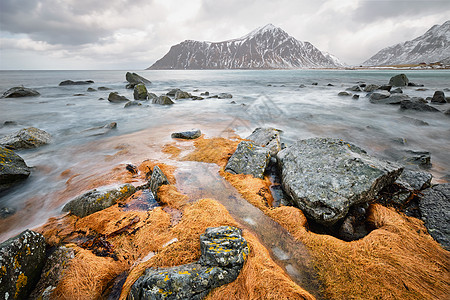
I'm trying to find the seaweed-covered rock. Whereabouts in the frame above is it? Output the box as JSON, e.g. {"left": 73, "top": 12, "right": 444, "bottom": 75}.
{"left": 1, "top": 87, "right": 40, "bottom": 98}
{"left": 171, "top": 129, "right": 201, "bottom": 140}
{"left": 246, "top": 127, "right": 282, "bottom": 156}
{"left": 0, "top": 230, "right": 46, "bottom": 300}
{"left": 152, "top": 96, "right": 174, "bottom": 105}
{"left": 133, "top": 84, "right": 148, "bottom": 100}
{"left": 419, "top": 184, "right": 450, "bottom": 250}
{"left": 389, "top": 74, "right": 409, "bottom": 87}
{"left": 59, "top": 80, "right": 94, "bottom": 86}
{"left": 0, "top": 127, "right": 51, "bottom": 150}
{"left": 129, "top": 226, "right": 248, "bottom": 300}
{"left": 126, "top": 72, "right": 151, "bottom": 89}
{"left": 277, "top": 138, "right": 403, "bottom": 226}
{"left": 108, "top": 92, "right": 130, "bottom": 103}
{"left": 62, "top": 184, "right": 136, "bottom": 217}
{"left": 149, "top": 166, "right": 169, "bottom": 200}
{"left": 0, "top": 147, "right": 31, "bottom": 193}
{"left": 225, "top": 141, "right": 270, "bottom": 179}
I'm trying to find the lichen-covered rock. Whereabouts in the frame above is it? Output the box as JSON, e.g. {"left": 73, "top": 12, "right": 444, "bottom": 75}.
{"left": 171, "top": 129, "right": 201, "bottom": 140}
{"left": 29, "top": 246, "right": 75, "bottom": 300}
{"left": 389, "top": 74, "right": 409, "bottom": 87}
{"left": 108, "top": 92, "right": 130, "bottom": 103}
{"left": 225, "top": 141, "right": 270, "bottom": 179}
{"left": 246, "top": 127, "right": 282, "bottom": 156}
{"left": 397, "top": 169, "right": 432, "bottom": 191}
{"left": 133, "top": 84, "right": 148, "bottom": 100}
{"left": 152, "top": 96, "right": 174, "bottom": 105}
{"left": 277, "top": 138, "right": 403, "bottom": 226}
{"left": 1, "top": 87, "right": 40, "bottom": 98}
{"left": 419, "top": 184, "right": 450, "bottom": 250}
{"left": 129, "top": 226, "right": 248, "bottom": 300}
{"left": 0, "top": 230, "right": 46, "bottom": 300}
{"left": 126, "top": 72, "right": 151, "bottom": 89}
{"left": 0, "top": 127, "right": 51, "bottom": 150}
{"left": 149, "top": 166, "right": 169, "bottom": 200}
{"left": 174, "top": 91, "right": 191, "bottom": 100}
{"left": 0, "top": 147, "right": 31, "bottom": 193}
{"left": 62, "top": 184, "right": 136, "bottom": 217}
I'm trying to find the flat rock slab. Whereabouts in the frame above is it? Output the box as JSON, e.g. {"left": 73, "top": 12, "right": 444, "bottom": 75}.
{"left": 0, "top": 146, "right": 31, "bottom": 192}
{"left": 225, "top": 141, "right": 270, "bottom": 179}
{"left": 171, "top": 129, "right": 201, "bottom": 140}
{"left": 0, "top": 127, "right": 51, "bottom": 150}
{"left": 277, "top": 138, "right": 403, "bottom": 226}
{"left": 419, "top": 184, "right": 450, "bottom": 250}
{"left": 246, "top": 127, "right": 282, "bottom": 156}
{"left": 0, "top": 230, "right": 46, "bottom": 300}
{"left": 1, "top": 86, "right": 40, "bottom": 98}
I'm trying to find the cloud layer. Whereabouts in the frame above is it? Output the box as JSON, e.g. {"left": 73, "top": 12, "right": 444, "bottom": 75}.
{"left": 1, "top": 0, "right": 449, "bottom": 69}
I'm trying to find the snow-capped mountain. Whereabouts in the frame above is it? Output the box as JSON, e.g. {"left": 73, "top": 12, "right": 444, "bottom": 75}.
{"left": 147, "top": 24, "right": 342, "bottom": 69}
{"left": 363, "top": 20, "right": 450, "bottom": 66}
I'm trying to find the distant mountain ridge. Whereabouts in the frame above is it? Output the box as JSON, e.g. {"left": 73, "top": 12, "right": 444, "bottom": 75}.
{"left": 363, "top": 20, "right": 450, "bottom": 66}
{"left": 147, "top": 24, "right": 344, "bottom": 70}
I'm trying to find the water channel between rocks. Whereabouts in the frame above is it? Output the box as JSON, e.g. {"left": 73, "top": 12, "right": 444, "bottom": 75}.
{"left": 174, "top": 161, "right": 323, "bottom": 299}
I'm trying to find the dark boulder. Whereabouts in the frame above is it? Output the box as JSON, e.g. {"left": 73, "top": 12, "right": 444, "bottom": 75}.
{"left": 379, "top": 85, "right": 392, "bottom": 91}
{"left": 419, "top": 184, "right": 450, "bottom": 250}
{"left": 62, "top": 184, "right": 136, "bottom": 217}
{"left": 389, "top": 74, "right": 409, "bottom": 87}
{"left": 352, "top": 94, "right": 360, "bottom": 99}
{"left": 1, "top": 86, "right": 40, "bottom": 98}
{"left": 371, "top": 94, "right": 410, "bottom": 105}
{"left": 431, "top": 91, "right": 446, "bottom": 104}
{"left": 0, "top": 230, "right": 46, "bottom": 300}
{"left": 0, "top": 127, "right": 51, "bottom": 150}
{"left": 59, "top": 80, "right": 94, "bottom": 86}
{"left": 129, "top": 226, "right": 248, "bottom": 300}
{"left": 166, "top": 89, "right": 182, "bottom": 97}
{"left": 133, "top": 84, "right": 148, "bottom": 100}
{"left": 246, "top": 127, "right": 282, "bottom": 156}
{"left": 225, "top": 141, "right": 271, "bottom": 179}
{"left": 126, "top": 72, "right": 151, "bottom": 89}
{"left": 277, "top": 138, "right": 403, "bottom": 226}
{"left": 369, "top": 90, "right": 390, "bottom": 101}
{"left": 0, "top": 147, "right": 31, "bottom": 193}
{"left": 400, "top": 100, "right": 440, "bottom": 112}
{"left": 152, "top": 96, "right": 174, "bottom": 105}
{"left": 363, "top": 84, "right": 379, "bottom": 92}
{"left": 108, "top": 92, "right": 130, "bottom": 103}
{"left": 124, "top": 101, "right": 143, "bottom": 108}
{"left": 391, "top": 87, "right": 403, "bottom": 94}
{"left": 171, "top": 129, "right": 202, "bottom": 140}
{"left": 87, "top": 87, "right": 96, "bottom": 92}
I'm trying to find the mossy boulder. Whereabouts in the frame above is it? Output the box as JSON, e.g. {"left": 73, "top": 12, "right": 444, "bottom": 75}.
{"left": 1, "top": 87, "right": 40, "bottom": 98}
{"left": 0, "top": 230, "right": 47, "bottom": 300}
{"left": 133, "top": 84, "right": 148, "bottom": 100}
{"left": 62, "top": 184, "right": 136, "bottom": 217}
{"left": 0, "top": 127, "right": 51, "bottom": 150}
{"left": 0, "top": 147, "right": 31, "bottom": 193}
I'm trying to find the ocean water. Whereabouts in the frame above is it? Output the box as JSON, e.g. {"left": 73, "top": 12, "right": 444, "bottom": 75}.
{"left": 0, "top": 69, "right": 449, "bottom": 242}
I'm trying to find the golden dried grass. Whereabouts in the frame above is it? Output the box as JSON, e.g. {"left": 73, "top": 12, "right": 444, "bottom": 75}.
{"left": 181, "top": 136, "right": 241, "bottom": 166}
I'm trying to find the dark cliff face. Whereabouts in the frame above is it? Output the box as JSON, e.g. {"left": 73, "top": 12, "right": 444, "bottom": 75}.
{"left": 363, "top": 20, "right": 450, "bottom": 66}
{"left": 148, "top": 24, "right": 343, "bottom": 69}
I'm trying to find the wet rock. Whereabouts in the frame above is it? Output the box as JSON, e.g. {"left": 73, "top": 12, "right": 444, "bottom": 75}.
{"left": 369, "top": 90, "right": 390, "bottom": 101}
{"left": 327, "top": 83, "right": 334, "bottom": 86}
{"left": 59, "top": 80, "right": 94, "bottom": 86}
{"left": 126, "top": 72, "right": 151, "bottom": 89}
{"left": 400, "top": 116, "right": 429, "bottom": 126}
{"left": 419, "top": 184, "right": 450, "bottom": 250}
{"left": 149, "top": 166, "right": 169, "bottom": 200}
{"left": 82, "top": 122, "right": 117, "bottom": 136}
{"left": 0, "top": 127, "right": 51, "bottom": 150}
{"left": 397, "top": 169, "right": 432, "bottom": 191}
{"left": 385, "top": 148, "right": 432, "bottom": 169}
{"left": 0, "top": 207, "right": 16, "bottom": 219}
{"left": 29, "top": 246, "right": 75, "bottom": 300}
{"left": 352, "top": 94, "right": 360, "bottom": 99}
{"left": 0, "top": 147, "right": 31, "bottom": 193}
{"left": 87, "top": 87, "right": 96, "bottom": 92}
{"left": 73, "top": 93, "right": 85, "bottom": 96}
{"left": 346, "top": 85, "right": 361, "bottom": 92}
{"left": 246, "top": 127, "right": 282, "bottom": 156}
{"left": 147, "top": 92, "right": 158, "bottom": 100}
{"left": 174, "top": 91, "right": 192, "bottom": 100}
{"left": 372, "top": 94, "right": 410, "bottom": 105}
{"left": 129, "top": 226, "right": 248, "bottom": 300}
{"left": 200, "top": 91, "right": 210, "bottom": 96}
{"left": 411, "top": 96, "right": 426, "bottom": 103}
{"left": 133, "top": 84, "right": 148, "bottom": 100}
{"left": 1, "top": 86, "right": 40, "bottom": 98}
{"left": 299, "top": 84, "right": 306, "bottom": 88}
{"left": 379, "top": 85, "right": 392, "bottom": 91}
{"left": 171, "top": 129, "right": 201, "bottom": 140}
{"left": 124, "top": 101, "right": 143, "bottom": 108}
{"left": 389, "top": 74, "right": 409, "bottom": 87}
{"left": 225, "top": 141, "right": 271, "bottom": 179}
{"left": 3, "top": 121, "right": 17, "bottom": 126}
{"left": 98, "top": 87, "right": 111, "bottom": 91}
{"left": 312, "top": 82, "right": 318, "bottom": 86}
{"left": 166, "top": 89, "right": 182, "bottom": 97}
{"left": 408, "top": 82, "right": 423, "bottom": 87}
{"left": 363, "top": 84, "right": 379, "bottom": 92}
{"left": 218, "top": 93, "right": 233, "bottom": 99}
{"left": 62, "top": 184, "right": 136, "bottom": 217}
{"left": 277, "top": 138, "right": 403, "bottom": 226}
{"left": 391, "top": 87, "right": 403, "bottom": 94}
{"left": 338, "top": 91, "right": 352, "bottom": 96}
{"left": 152, "top": 95, "right": 174, "bottom": 105}
{"left": 400, "top": 100, "right": 440, "bottom": 112}
{"left": 108, "top": 92, "right": 130, "bottom": 103}
{"left": 0, "top": 230, "right": 46, "bottom": 300}
{"left": 192, "top": 96, "right": 204, "bottom": 101}
{"left": 338, "top": 203, "right": 369, "bottom": 241}
{"left": 431, "top": 91, "right": 446, "bottom": 104}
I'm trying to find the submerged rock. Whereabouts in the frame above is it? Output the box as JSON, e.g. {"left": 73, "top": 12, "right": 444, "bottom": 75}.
{"left": 129, "top": 226, "right": 248, "bottom": 300}
{"left": 0, "top": 230, "right": 46, "bottom": 300}
{"left": 126, "top": 72, "right": 151, "bottom": 89}
{"left": 225, "top": 141, "right": 271, "bottom": 179}
{"left": 124, "top": 101, "right": 143, "bottom": 108}
{"left": 277, "top": 138, "right": 403, "bottom": 226}
{"left": 369, "top": 90, "right": 390, "bottom": 101}
{"left": 166, "top": 88, "right": 181, "bottom": 97}
{"left": 391, "top": 87, "right": 403, "bottom": 94}
{"left": 419, "top": 184, "right": 450, "bottom": 250}
{"left": 133, "top": 84, "right": 148, "bottom": 100}
{"left": 171, "top": 129, "right": 201, "bottom": 140}
{"left": 346, "top": 85, "right": 361, "bottom": 92}
{"left": 152, "top": 95, "right": 174, "bottom": 105}
{"left": 0, "top": 127, "right": 51, "bottom": 150}
{"left": 389, "top": 74, "right": 409, "bottom": 87}
{"left": 246, "top": 127, "right": 282, "bottom": 156}
{"left": 371, "top": 94, "right": 410, "bottom": 105}
{"left": 400, "top": 100, "right": 440, "bottom": 112}
{"left": 1, "top": 86, "right": 40, "bottom": 98}
{"left": 59, "top": 80, "right": 94, "bottom": 86}
{"left": 431, "top": 91, "right": 446, "bottom": 104}
{"left": 62, "top": 184, "right": 136, "bottom": 217}
{"left": 218, "top": 93, "right": 233, "bottom": 99}
{"left": 338, "top": 91, "right": 352, "bottom": 96}
{"left": 0, "top": 147, "right": 31, "bottom": 193}
{"left": 108, "top": 92, "right": 130, "bottom": 103}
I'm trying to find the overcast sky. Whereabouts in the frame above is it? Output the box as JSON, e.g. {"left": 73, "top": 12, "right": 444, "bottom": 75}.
{"left": 0, "top": 0, "right": 449, "bottom": 70}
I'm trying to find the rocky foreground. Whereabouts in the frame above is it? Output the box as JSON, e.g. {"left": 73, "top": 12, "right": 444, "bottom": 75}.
{"left": 0, "top": 73, "right": 449, "bottom": 300}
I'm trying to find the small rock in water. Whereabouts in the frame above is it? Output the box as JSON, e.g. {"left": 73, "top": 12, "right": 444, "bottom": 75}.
{"left": 1, "top": 86, "right": 40, "bottom": 98}
{"left": 400, "top": 116, "right": 429, "bottom": 126}
{"left": 338, "top": 91, "right": 352, "bottom": 96}
{"left": 363, "top": 84, "right": 380, "bottom": 92}
{"left": 124, "top": 100, "right": 142, "bottom": 108}
{"left": 218, "top": 93, "right": 233, "bottom": 99}
{"left": 171, "top": 129, "right": 201, "bottom": 140}
{"left": 59, "top": 80, "right": 94, "bottom": 86}
{"left": 166, "top": 88, "right": 181, "bottom": 97}
{"left": 149, "top": 166, "right": 170, "bottom": 200}
{"left": 299, "top": 84, "right": 306, "bottom": 88}
{"left": 379, "top": 85, "right": 392, "bottom": 91}
{"left": 0, "top": 127, "right": 51, "bottom": 150}
{"left": 346, "top": 85, "right": 361, "bottom": 92}
{"left": 98, "top": 86, "right": 111, "bottom": 91}
{"left": 133, "top": 83, "right": 148, "bottom": 100}
{"left": 225, "top": 141, "right": 271, "bottom": 179}
{"left": 152, "top": 95, "right": 174, "bottom": 105}
{"left": 0, "top": 207, "right": 16, "bottom": 219}
{"left": 431, "top": 90, "right": 446, "bottom": 104}
{"left": 174, "top": 91, "right": 192, "bottom": 100}
{"left": 312, "top": 82, "right": 318, "bottom": 85}
{"left": 391, "top": 87, "right": 403, "bottom": 94}
{"left": 108, "top": 92, "right": 129, "bottom": 103}
{"left": 352, "top": 94, "right": 360, "bottom": 99}
{"left": 200, "top": 91, "right": 210, "bottom": 96}
{"left": 369, "top": 90, "right": 390, "bottom": 101}
{"left": 87, "top": 87, "right": 96, "bottom": 92}
{"left": 126, "top": 164, "right": 138, "bottom": 174}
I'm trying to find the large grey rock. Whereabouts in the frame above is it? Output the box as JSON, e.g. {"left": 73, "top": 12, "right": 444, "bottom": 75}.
{"left": 62, "top": 184, "right": 136, "bottom": 217}
{"left": 126, "top": 72, "right": 151, "bottom": 89}
{"left": 363, "top": 84, "right": 380, "bottom": 92}
{"left": 1, "top": 86, "right": 40, "bottom": 98}
{"left": 389, "top": 74, "right": 409, "bottom": 87}
{"left": 369, "top": 90, "right": 390, "bottom": 101}
{"left": 152, "top": 96, "right": 174, "bottom": 105}
{"left": 431, "top": 91, "right": 446, "bottom": 104}
{"left": 400, "top": 100, "right": 440, "bottom": 112}
{"left": 59, "top": 80, "right": 94, "bottom": 86}
{"left": 0, "top": 230, "right": 46, "bottom": 300}
{"left": 174, "top": 91, "right": 192, "bottom": 100}
{"left": 0, "top": 147, "right": 31, "bottom": 193}
{"left": 129, "top": 226, "right": 248, "bottom": 300}
{"left": 246, "top": 127, "right": 282, "bottom": 156}
{"left": 171, "top": 129, "right": 201, "bottom": 140}
{"left": 419, "top": 184, "right": 450, "bottom": 250}
{"left": 133, "top": 84, "right": 148, "bottom": 100}
{"left": 371, "top": 94, "right": 410, "bottom": 105}
{"left": 149, "top": 166, "right": 169, "bottom": 200}
{"left": 108, "top": 92, "right": 130, "bottom": 103}
{"left": 390, "top": 87, "right": 403, "bottom": 94}
{"left": 0, "top": 127, "right": 51, "bottom": 150}
{"left": 277, "top": 138, "right": 403, "bottom": 226}
{"left": 397, "top": 169, "right": 432, "bottom": 191}
{"left": 225, "top": 141, "right": 271, "bottom": 179}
